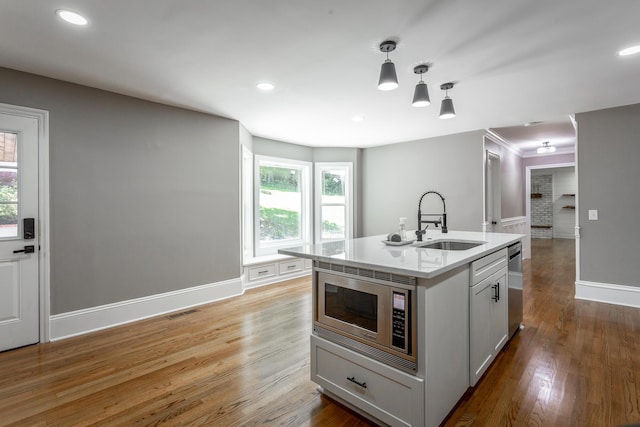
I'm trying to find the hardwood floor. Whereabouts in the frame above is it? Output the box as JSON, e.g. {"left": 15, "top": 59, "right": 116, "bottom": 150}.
{"left": 1, "top": 238, "right": 639, "bottom": 426}
{"left": 443, "top": 238, "right": 640, "bottom": 427}
{"left": 0, "top": 278, "right": 374, "bottom": 426}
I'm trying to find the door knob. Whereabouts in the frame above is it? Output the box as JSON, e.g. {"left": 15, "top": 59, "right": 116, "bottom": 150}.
{"left": 13, "top": 245, "right": 35, "bottom": 254}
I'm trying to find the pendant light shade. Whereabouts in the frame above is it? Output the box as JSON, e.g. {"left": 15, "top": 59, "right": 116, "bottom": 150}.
{"left": 378, "top": 40, "right": 398, "bottom": 91}
{"left": 412, "top": 64, "right": 430, "bottom": 107}
{"left": 439, "top": 82, "right": 456, "bottom": 119}
{"left": 378, "top": 60, "right": 398, "bottom": 90}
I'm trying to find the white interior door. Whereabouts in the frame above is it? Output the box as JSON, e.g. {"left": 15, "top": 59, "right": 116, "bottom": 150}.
{"left": 0, "top": 113, "right": 39, "bottom": 352}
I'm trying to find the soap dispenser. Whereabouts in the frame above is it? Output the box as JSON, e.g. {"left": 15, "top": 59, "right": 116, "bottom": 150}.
{"left": 399, "top": 217, "right": 407, "bottom": 241}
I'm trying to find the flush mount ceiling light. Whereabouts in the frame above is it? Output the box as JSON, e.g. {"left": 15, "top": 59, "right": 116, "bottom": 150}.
{"left": 537, "top": 141, "right": 557, "bottom": 154}
{"left": 352, "top": 115, "right": 365, "bottom": 122}
{"left": 55, "top": 9, "right": 88, "bottom": 26}
{"left": 524, "top": 121, "right": 543, "bottom": 127}
{"left": 412, "top": 65, "right": 430, "bottom": 107}
{"left": 618, "top": 45, "right": 640, "bottom": 57}
{"left": 256, "top": 82, "right": 275, "bottom": 91}
{"left": 378, "top": 40, "right": 398, "bottom": 91}
{"left": 439, "top": 82, "right": 456, "bottom": 119}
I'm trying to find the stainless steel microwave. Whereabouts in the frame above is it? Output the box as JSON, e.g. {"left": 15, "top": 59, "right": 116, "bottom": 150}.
{"left": 315, "top": 270, "right": 417, "bottom": 372}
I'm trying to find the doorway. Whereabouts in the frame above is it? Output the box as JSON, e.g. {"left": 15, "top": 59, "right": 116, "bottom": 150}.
{"left": 0, "top": 103, "right": 50, "bottom": 351}
{"left": 525, "top": 163, "right": 576, "bottom": 265}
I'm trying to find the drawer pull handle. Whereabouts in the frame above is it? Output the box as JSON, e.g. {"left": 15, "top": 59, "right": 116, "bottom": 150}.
{"left": 258, "top": 270, "right": 269, "bottom": 274}
{"left": 287, "top": 265, "right": 296, "bottom": 269}
{"left": 347, "top": 376, "right": 367, "bottom": 389}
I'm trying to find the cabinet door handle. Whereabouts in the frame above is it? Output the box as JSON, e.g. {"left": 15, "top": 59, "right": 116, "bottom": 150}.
{"left": 347, "top": 376, "right": 367, "bottom": 389}
{"left": 492, "top": 284, "right": 499, "bottom": 302}
{"left": 496, "top": 282, "right": 500, "bottom": 301}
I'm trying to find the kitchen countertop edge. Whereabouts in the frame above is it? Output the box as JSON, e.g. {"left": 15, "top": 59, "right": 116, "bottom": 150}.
{"left": 278, "top": 230, "right": 524, "bottom": 280}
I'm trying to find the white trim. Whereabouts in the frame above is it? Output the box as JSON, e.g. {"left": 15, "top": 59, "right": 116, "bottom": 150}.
{"left": 253, "top": 155, "right": 312, "bottom": 256}
{"left": 520, "top": 146, "right": 575, "bottom": 158}
{"left": 501, "top": 216, "right": 527, "bottom": 228}
{"left": 243, "top": 270, "right": 311, "bottom": 290}
{"left": 314, "top": 162, "right": 353, "bottom": 243}
{"left": 575, "top": 280, "right": 640, "bottom": 308}
{"left": 0, "top": 103, "right": 50, "bottom": 344}
{"left": 50, "top": 278, "right": 243, "bottom": 340}
{"left": 484, "top": 130, "right": 523, "bottom": 156}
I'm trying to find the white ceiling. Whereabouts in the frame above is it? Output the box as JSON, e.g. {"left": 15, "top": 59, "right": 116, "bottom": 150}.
{"left": 1, "top": 1, "right": 639, "bottom": 150}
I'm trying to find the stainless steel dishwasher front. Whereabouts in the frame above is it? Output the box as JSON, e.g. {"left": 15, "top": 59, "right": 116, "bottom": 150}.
{"left": 508, "top": 242, "right": 523, "bottom": 338}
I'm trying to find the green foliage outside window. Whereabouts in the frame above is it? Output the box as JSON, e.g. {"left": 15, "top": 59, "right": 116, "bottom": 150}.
{"left": 260, "top": 166, "right": 300, "bottom": 192}
{"left": 0, "top": 172, "right": 18, "bottom": 225}
{"left": 322, "top": 171, "right": 344, "bottom": 196}
{"left": 258, "top": 165, "right": 343, "bottom": 242}
{"left": 260, "top": 207, "right": 300, "bottom": 240}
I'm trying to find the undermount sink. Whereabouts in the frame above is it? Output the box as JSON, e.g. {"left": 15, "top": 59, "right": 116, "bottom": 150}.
{"left": 413, "top": 239, "right": 486, "bottom": 251}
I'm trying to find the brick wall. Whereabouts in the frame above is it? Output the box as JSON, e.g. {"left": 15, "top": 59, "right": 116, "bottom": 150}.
{"left": 531, "top": 174, "right": 552, "bottom": 238}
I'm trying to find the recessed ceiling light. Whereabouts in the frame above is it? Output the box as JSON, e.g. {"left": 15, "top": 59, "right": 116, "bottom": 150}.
{"left": 352, "top": 115, "right": 365, "bottom": 122}
{"left": 56, "top": 9, "right": 88, "bottom": 26}
{"left": 256, "top": 82, "right": 275, "bottom": 91}
{"left": 618, "top": 45, "right": 640, "bottom": 57}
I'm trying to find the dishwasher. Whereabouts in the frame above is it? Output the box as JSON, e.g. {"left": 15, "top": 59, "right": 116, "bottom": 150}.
{"left": 508, "top": 242, "right": 523, "bottom": 338}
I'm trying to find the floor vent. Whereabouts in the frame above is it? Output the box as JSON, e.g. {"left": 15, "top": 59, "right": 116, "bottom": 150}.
{"left": 166, "top": 309, "right": 198, "bottom": 320}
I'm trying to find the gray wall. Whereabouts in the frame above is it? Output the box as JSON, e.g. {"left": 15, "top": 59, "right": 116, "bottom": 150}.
{"left": 576, "top": 104, "right": 640, "bottom": 287}
{"left": 361, "top": 131, "right": 485, "bottom": 236}
{"left": 484, "top": 137, "right": 525, "bottom": 218}
{"left": 0, "top": 67, "right": 242, "bottom": 313}
{"left": 252, "top": 136, "right": 313, "bottom": 161}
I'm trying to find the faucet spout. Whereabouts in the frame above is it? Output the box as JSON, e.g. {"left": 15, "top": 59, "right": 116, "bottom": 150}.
{"left": 416, "top": 190, "right": 448, "bottom": 241}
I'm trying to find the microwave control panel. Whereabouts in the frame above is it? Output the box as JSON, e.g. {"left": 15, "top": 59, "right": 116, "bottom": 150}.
{"left": 391, "top": 291, "right": 407, "bottom": 350}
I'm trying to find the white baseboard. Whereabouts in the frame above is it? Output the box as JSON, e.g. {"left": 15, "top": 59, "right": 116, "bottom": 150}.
{"left": 50, "top": 278, "right": 243, "bottom": 341}
{"left": 575, "top": 280, "right": 640, "bottom": 308}
{"left": 243, "top": 270, "right": 311, "bottom": 290}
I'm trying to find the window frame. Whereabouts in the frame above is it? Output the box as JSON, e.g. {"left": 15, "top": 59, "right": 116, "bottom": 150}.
{"left": 314, "top": 162, "right": 353, "bottom": 243}
{"left": 253, "top": 155, "right": 312, "bottom": 256}
{"left": 241, "top": 145, "right": 253, "bottom": 260}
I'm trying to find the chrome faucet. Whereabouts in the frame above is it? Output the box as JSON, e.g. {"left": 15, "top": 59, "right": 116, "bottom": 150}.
{"left": 416, "top": 190, "right": 448, "bottom": 241}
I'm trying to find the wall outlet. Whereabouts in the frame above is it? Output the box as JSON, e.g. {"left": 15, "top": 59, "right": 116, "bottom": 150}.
{"left": 588, "top": 210, "right": 598, "bottom": 220}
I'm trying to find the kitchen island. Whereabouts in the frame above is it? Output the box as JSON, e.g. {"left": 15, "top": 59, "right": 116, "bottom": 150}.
{"left": 280, "top": 230, "right": 524, "bottom": 427}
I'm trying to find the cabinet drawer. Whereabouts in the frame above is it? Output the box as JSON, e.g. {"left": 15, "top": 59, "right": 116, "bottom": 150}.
{"left": 247, "top": 264, "right": 276, "bottom": 281}
{"left": 470, "top": 248, "right": 507, "bottom": 285}
{"left": 279, "top": 258, "right": 304, "bottom": 275}
{"left": 311, "top": 335, "right": 424, "bottom": 427}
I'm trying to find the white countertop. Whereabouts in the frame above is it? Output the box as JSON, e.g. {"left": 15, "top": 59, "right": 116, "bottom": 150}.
{"left": 279, "top": 230, "right": 524, "bottom": 279}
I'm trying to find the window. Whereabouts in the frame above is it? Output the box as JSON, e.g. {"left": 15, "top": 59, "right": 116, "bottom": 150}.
{"left": 254, "top": 155, "right": 311, "bottom": 256}
{"left": 0, "top": 132, "right": 18, "bottom": 238}
{"left": 315, "top": 163, "right": 352, "bottom": 242}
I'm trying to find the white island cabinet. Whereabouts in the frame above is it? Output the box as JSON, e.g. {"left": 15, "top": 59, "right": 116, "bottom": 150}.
{"left": 280, "top": 230, "right": 524, "bottom": 427}
{"left": 469, "top": 248, "right": 509, "bottom": 386}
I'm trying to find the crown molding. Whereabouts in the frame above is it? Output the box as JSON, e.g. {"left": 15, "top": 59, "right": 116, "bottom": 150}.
{"left": 484, "top": 129, "right": 523, "bottom": 156}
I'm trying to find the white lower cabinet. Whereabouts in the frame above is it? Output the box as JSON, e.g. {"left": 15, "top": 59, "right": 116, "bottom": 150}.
{"left": 469, "top": 252, "right": 508, "bottom": 386}
{"left": 247, "top": 264, "right": 277, "bottom": 281}
{"left": 311, "top": 335, "right": 424, "bottom": 427}
{"left": 244, "top": 257, "right": 311, "bottom": 288}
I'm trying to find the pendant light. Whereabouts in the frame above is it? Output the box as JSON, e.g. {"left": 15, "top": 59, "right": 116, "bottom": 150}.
{"left": 439, "top": 82, "right": 456, "bottom": 119}
{"left": 412, "top": 65, "right": 430, "bottom": 107}
{"left": 537, "top": 141, "right": 556, "bottom": 154}
{"left": 378, "top": 40, "right": 398, "bottom": 91}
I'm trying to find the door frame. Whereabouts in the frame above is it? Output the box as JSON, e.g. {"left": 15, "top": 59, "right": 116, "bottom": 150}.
{"left": 483, "top": 150, "right": 501, "bottom": 232}
{"left": 524, "top": 162, "right": 575, "bottom": 262}
{"left": 0, "top": 102, "right": 50, "bottom": 344}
